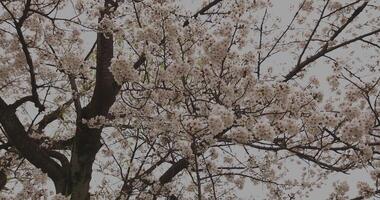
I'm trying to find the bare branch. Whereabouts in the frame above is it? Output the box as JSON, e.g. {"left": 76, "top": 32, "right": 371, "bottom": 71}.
{"left": 284, "top": 28, "right": 380, "bottom": 81}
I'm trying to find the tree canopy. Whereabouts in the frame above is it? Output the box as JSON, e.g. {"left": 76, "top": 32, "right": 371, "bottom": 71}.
{"left": 0, "top": 0, "right": 379, "bottom": 199}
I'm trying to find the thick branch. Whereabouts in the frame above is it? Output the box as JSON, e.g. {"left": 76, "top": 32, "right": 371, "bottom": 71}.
{"left": 296, "top": 0, "right": 329, "bottom": 67}
{"left": 159, "top": 158, "right": 189, "bottom": 185}
{"left": 9, "top": 95, "right": 34, "bottom": 110}
{"left": 183, "top": 0, "right": 224, "bottom": 27}
{"left": 0, "top": 97, "right": 66, "bottom": 192}
{"left": 37, "top": 99, "right": 73, "bottom": 132}
{"left": 194, "top": 0, "right": 223, "bottom": 18}
{"left": 13, "top": 0, "right": 44, "bottom": 111}
{"left": 284, "top": 28, "right": 380, "bottom": 81}
{"left": 328, "top": 1, "right": 368, "bottom": 41}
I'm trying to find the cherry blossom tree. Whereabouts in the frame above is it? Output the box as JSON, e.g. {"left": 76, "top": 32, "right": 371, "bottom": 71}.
{"left": 0, "top": 0, "right": 379, "bottom": 199}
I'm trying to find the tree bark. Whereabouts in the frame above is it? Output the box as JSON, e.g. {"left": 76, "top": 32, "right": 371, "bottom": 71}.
{"left": 69, "top": 1, "right": 120, "bottom": 198}
{"left": 0, "top": 98, "right": 70, "bottom": 194}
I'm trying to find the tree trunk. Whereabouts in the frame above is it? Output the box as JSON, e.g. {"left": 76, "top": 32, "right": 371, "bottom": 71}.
{"left": 69, "top": 1, "right": 119, "bottom": 198}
